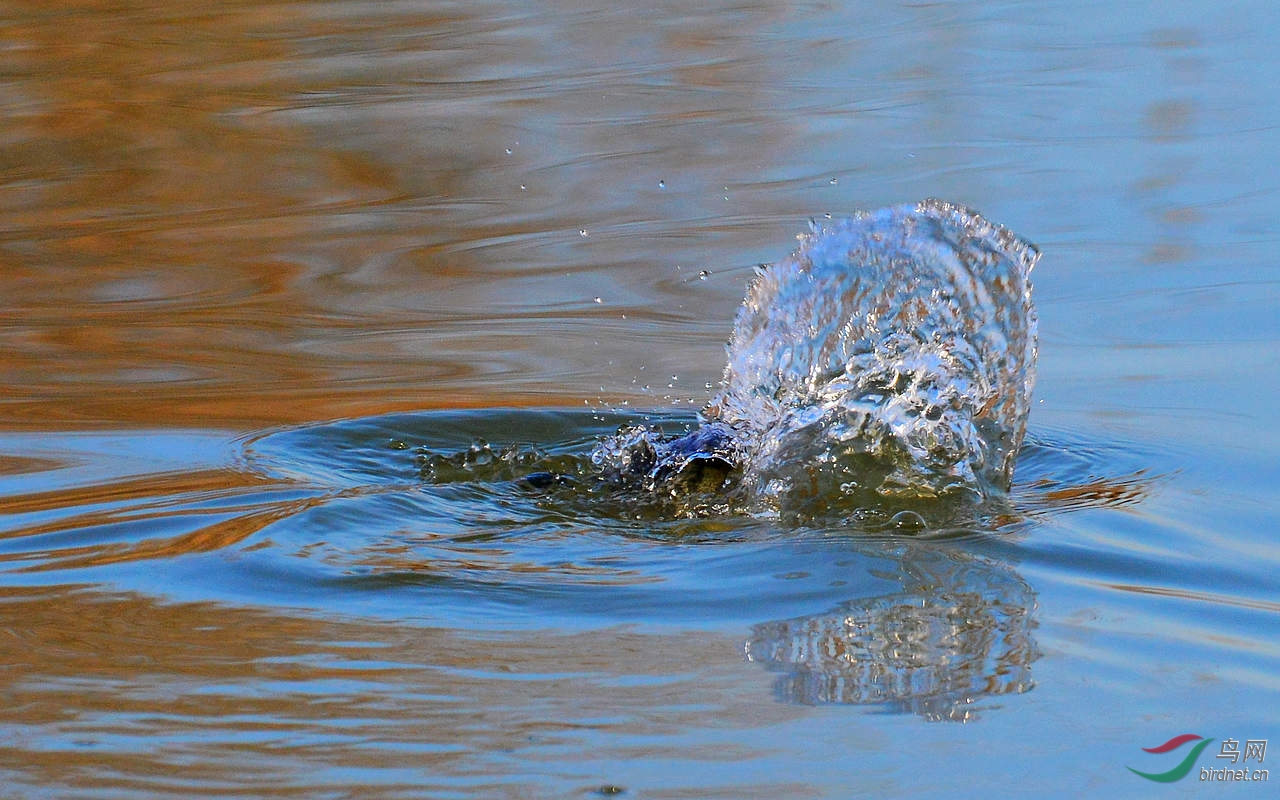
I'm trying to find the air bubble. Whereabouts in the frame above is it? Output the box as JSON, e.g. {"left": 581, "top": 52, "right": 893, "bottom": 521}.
{"left": 889, "top": 510, "right": 927, "bottom": 530}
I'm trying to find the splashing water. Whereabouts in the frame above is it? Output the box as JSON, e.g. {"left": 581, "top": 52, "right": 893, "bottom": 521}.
{"left": 597, "top": 199, "right": 1039, "bottom": 517}
{"left": 707, "top": 199, "right": 1039, "bottom": 506}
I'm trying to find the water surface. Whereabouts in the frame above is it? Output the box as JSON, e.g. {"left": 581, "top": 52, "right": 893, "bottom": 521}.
{"left": 2, "top": 1, "right": 1279, "bottom": 797}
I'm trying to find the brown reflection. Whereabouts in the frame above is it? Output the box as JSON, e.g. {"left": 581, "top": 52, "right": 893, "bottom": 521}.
{"left": 0, "top": 467, "right": 277, "bottom": 517}
{"left": 0, "top": 0, "right": 805, "bottom": 431}
{"left": 0, "top": 454, "right": 63, "bottom": 477}
{"left": 1019, "top": 470, "right": 1156, "bottom": 514}
{"left": 1034, "top": 474, "right": 1149, "bottom": 509}
{"left": 0, "top": 0, "right": 493, "bottom": 428}
{"left": 9, "top": 496, "right": 321, "bottom": 572}
{"left": 0, "top": 586, "right": 812, "bottom": 798}
{"left": 1102, "top": 583, "right": 1280, "bottom": 615}
{"left": 1143, "top": 100, "right": 1196, "bottom": 141}
{"left": 1132, "top": 23, "right": 1205, "bottom": 266}
{"left": 1011, "top": 429, "right": 1161, "bottom": 518}
{"left": 746, "top": 546, "right": 1038, "bottom": 721}
{"left": 0, "top": 461, "right": 323, "bottom": 573}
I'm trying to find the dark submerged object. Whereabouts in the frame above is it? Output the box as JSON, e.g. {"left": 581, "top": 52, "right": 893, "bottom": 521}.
{"left": 593, "top": 199, "right": 1040, "bottom": 517}
{"left": 588, "top": 422, "right": 743, "bottom": 496}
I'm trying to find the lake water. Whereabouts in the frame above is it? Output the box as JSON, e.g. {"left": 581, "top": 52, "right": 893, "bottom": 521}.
{"left": 2, "top": 1, "right": 1278, "bottom": 797}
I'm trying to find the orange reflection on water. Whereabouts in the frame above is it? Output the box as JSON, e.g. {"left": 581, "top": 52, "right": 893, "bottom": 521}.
{"left": 0, "top": 0, "right": 807, "bottom": 431}
{"left": 0, "top": 586, "right": 807, "bottom": 797}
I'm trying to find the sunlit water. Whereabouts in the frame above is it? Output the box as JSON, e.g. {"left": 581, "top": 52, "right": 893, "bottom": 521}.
{"left": 2, "top": 1, "right": 1280, "bottom": 798}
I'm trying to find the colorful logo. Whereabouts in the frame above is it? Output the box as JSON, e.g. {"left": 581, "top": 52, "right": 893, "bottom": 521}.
{"left": 1128, "top": 734, "right": 1215, "bottom": 783}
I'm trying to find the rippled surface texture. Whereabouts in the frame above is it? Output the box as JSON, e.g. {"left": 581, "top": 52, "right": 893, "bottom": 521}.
{"left": 3, "top": 1, "right": 1280, "bottom": 798}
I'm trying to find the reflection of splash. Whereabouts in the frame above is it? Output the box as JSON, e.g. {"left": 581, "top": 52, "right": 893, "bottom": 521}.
{"left": 745, "top": 546, "right": 1038, "bottom": 721}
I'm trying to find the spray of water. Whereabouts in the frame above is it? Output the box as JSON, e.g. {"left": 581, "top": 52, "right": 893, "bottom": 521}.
{"left": 704, "top": 199, "right": 1038, "bottom": 511}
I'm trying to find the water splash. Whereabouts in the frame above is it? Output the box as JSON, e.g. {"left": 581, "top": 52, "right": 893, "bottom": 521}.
{"left": 702, "top": 199, "right": 1039, "bottom": 511}
{"left": 428, "top": 200, "right": 1040, "bottom": 522}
